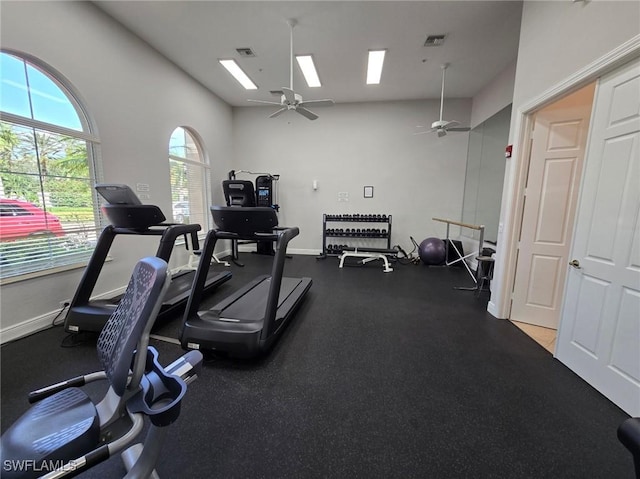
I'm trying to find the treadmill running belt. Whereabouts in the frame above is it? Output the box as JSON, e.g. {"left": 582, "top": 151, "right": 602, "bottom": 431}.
{"left": 221, "top": 277, "right": 303, "bottom": 321}
{"left": 163, "top": 269, "right": 221, "bottom": 305}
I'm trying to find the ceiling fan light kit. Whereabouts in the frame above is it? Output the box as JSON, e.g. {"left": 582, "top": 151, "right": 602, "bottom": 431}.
{"left": 246, "top": 18, "right": 334, "bottom": 120}
{"left": 415, "top": 63, "right": 470, "bottom": 137}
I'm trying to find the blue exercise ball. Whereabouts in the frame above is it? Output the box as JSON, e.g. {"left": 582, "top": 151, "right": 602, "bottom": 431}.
{"left": 419, "top": 237, "right": 446, "bottom": 265}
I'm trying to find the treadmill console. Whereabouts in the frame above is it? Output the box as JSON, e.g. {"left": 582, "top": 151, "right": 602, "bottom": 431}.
{"left": 96, "top": 184, "right": 142, "bottom": 205}
{"left": 211, "top": 206, "right": 278, "bottom": 238}
{"left": 96, "top": 184, "right": 166, "bottom": 230}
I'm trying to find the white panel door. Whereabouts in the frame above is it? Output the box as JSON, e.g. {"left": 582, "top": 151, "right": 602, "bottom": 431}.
{"left": 511, "top": 83, "right": 595, "bottom": 329}
{"left": 556, "top": 58, "right": 640, "bottom": 416}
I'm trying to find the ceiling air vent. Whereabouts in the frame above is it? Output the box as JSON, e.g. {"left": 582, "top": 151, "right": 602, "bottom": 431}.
{"left": 424, "top": 34, "right": 446, "bottom": 47}
{"left": 269, "top": 90, "right": 284, "bottom": 97}
{"left": 236, "top": 48, "right": 256, "bottom": 57}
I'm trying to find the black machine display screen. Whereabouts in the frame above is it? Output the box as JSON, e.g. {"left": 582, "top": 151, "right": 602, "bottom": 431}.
{"left": 257, "top": 188, "right": 270, "bottom": 205}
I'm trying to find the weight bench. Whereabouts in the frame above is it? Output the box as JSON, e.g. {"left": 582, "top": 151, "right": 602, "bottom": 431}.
{"left": 338, "top": 247, "right": 395, "bottom": 273}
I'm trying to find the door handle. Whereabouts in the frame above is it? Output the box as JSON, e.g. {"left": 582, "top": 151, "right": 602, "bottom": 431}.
{"left": 569, "top": 259, "right": 581, "bottom": 269}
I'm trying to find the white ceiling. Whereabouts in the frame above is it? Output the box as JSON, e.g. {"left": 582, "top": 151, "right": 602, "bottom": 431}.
{"left": 93, "top": 1, "right": 523, "bottom": 107}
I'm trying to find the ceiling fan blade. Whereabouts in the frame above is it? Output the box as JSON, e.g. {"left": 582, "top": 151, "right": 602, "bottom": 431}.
{"left": 282, "top": 87, "right": 296, "bottom": 104}
{"left": 295, "top": 106, "right": 319, "bottom": 120}
{"left": 299, "top": 99, "right": 335, "bottom": 108}
{"left": 268, "top": 107, "right": 288, "bottom": 118}
{"left": 412, "top": 130, "right": 430, "bottom": 135}
{"left": 248, "top": 99, "right": 283, "bottom": 106}
{"left": 448, "top": 127, "right": 471, "bottom": 132}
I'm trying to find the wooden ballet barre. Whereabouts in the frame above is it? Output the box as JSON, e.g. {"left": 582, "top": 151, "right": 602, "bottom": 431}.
{"left": 432, "top": 217, "right": 485, "bottom": 287}
{"left": 432, "top": 217, "right": 484, "bottom": 231}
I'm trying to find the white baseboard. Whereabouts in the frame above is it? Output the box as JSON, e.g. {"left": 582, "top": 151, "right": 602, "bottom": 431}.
{"left": 0, "top": 285, "right": 128, "bottom": 344}
{"left": 0, "top": 311, "right": 59, "bottom": 344}
{"left": 487, "top": 300, "right": 503, "bottom": 319}
{"left": 287, "top": 248, "right": 321, "bottom": 256}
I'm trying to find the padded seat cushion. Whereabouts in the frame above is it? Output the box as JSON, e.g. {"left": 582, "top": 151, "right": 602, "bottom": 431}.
{"left": 0, "top": 388, "right": 99, "bottom": 479}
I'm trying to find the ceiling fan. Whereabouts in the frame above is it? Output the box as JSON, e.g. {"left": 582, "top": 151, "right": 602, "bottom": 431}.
{"left": 248, "top": 19, "right": 334, "bottom": 120}
{"left": 416, "top": 63, "right": 470, "bottom": 137}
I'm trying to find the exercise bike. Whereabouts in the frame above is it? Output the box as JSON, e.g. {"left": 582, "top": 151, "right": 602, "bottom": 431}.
{"left": 1, "top": 257, "right": 203, "bottom": 478}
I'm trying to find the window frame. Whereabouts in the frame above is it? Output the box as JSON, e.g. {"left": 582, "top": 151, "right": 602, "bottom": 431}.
{"left": 168, "top": 126, "right": 212, "bottom": 232}
{"left": 0, "top": 49, "right": 103, "bottom": 284}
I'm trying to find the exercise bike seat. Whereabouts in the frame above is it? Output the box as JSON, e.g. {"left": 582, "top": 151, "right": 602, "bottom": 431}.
{"left": 0, "top": 256, "right": 203, "bottom": 478}
{"left": 1, "top": 388, "right": 99, "bottom": 479}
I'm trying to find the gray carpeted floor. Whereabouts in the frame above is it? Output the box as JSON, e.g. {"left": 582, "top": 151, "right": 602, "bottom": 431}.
{"left": 1, "top": 254, "right": 633, "bottom": 478}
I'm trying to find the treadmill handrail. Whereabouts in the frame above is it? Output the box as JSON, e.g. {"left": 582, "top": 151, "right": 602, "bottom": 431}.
{"left": 67, "top": 223, "right": 201, "bottom": 309}
{"left": 180, "top": 226, "right": 300, "bottom": 341}
{"left": 261, "top": 227, "right": 299, "bottom": 340}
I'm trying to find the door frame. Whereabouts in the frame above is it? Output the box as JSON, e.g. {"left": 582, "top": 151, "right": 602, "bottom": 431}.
{"left": 489, "top": 34, "right": 640, "bottom": 325}
{"left": 510, "top": 83, "right": 595, "bottom": 330}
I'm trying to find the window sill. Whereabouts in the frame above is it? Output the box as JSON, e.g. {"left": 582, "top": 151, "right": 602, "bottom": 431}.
{"left": 0, "top": 258, "right": 112, "bottom": 286}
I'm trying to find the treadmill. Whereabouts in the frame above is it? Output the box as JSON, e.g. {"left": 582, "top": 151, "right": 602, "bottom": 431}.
{"left": 180, "top": 206, "right": 312, "bottom": 358}
{"left": 64, "top": 184, "right": 232, "bottom": 334}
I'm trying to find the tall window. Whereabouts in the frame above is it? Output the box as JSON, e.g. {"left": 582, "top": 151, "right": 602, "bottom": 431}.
{"left": 0, "top": 51, "right": 100, "bottom": 281}
{"left": 168, "top": 127, "right": 210, "bottom": 230}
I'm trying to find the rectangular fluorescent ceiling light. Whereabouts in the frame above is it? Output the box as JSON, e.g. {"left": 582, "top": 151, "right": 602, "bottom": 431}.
{"left": 295, "top": 55, "right": 321, "bottom": 87}
{"left": 366, "top": 50, "right": 386, "bottom": 85}
{"left": 218, "top": 59, "right": 257, "bottom": 90}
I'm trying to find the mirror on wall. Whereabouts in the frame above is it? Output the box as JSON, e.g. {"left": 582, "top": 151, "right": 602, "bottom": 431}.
{"left": 461, "top": 104, "right": 511, "bottom": 243}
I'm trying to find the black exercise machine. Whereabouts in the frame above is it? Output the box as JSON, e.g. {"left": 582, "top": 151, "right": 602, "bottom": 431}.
{"left": 180, "top": 206, "right": 312, "bottom": 358}
{"left": 64, "top": 184, "right": 232, "bottom": 334}
{"left": 1, "top": 257, "right": 203, "bottom": 478}
{"left": 619, "top": 417, "right": 640, "bottom": 479}
{"left": 225, "top": 169, "right": 279, "bottom": 209}
{"left": 223, "top": 170, "right": 280, "bottom": 262}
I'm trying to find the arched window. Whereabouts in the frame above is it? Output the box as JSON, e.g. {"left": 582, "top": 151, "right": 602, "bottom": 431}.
{"left": 168, "top": 127, "right": 211, "bottom": 229}
{"left": 0, "top": 51, "right": 101, "bottom": 282}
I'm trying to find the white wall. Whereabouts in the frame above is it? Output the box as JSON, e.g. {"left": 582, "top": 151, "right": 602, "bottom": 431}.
{"left": 0, "top": 2, "right": 234, "bottom": 337}
{"left": 232, "top": 99, "right": 472, "bottom": 254}
{"left": 470, "top": 59, "right": 517, "bottom": 129}
{"left": 511, "top": 1, "right": 640, "bottom": 116}
{"left": 489, "top": 0, "right": 640, "bottom": 318}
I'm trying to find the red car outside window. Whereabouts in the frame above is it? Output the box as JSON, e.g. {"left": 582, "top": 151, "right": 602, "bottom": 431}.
{"left": 0, "top": 199, "right": 65, "bottom": 241}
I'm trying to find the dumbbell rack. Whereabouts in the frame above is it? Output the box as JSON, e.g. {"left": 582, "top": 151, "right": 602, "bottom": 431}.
{"left": 319, "top": 213, "right": 392, "bottom": 258}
